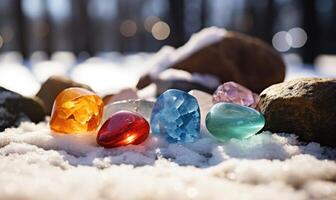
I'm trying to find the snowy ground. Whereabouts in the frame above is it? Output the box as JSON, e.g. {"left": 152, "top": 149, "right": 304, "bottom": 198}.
{"left": 0, "top": 122, "right": 335, "bottom": 200}
{"left": 0, "top": 30, "right": 336, "bottom": 198}
{"left": 0, "top": 52, "right": 336, "bottom": 199}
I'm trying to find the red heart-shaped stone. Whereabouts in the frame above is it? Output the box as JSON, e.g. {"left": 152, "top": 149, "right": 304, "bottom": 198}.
{"left": 97, "top": 111, "right": 150, "bottom": 148}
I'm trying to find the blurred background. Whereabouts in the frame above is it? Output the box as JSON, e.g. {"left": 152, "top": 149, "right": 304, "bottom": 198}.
{"left": 1, "top": 0, "right": 336, "bottom": 61}
{"left": 0, "top": 0, "right": 336, "bottom": 95}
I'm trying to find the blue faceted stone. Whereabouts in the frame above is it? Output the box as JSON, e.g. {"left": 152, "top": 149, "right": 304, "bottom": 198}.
{"left": 150, "top": 89, "right": 200, "bottom": 143}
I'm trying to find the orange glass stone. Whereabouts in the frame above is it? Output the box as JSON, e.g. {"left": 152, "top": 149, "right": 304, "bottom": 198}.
{"left": 50, "top": 87, "right": 104, "bottom": 134}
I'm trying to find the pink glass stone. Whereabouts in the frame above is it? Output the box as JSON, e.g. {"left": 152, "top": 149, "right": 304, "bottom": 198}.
{"left": 213, "top": 82, "right": 259, "bottom": 108}
{"left": 97, "top": 111, "right": 150, "bottom": 148}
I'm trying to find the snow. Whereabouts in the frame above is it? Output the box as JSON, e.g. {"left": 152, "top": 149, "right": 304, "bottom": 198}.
{"left": 32, "top": 61, "right": 70, "bottom": 82}
{"left": 0, "top": 52, "right": 152, "bottom": 97}
{"left": 71, "top": 55, "right": 152, "bottom": 95}
{"left": 0, "top": 63, "right": 40, "bottom": 96}
{"left": 0, "top": 122, "right": 335, "bottom": 200}
{"left": 0, "top": 51, "right": 23, "bottom": 63}
{"left": 148, "top": 27, "right": 227, "bottom": 77}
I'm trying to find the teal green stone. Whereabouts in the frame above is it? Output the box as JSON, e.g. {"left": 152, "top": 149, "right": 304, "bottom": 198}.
{"left": 205, "top": 103, "right": 265, "bottom": 141}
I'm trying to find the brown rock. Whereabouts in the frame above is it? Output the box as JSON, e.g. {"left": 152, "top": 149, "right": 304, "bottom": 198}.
{"left": 0, "top": 87, "right": 46, "bottom": 131}
{"left": 137, "top": 31, "right": 285, "bottom": 93}
{"left": 36, "top": 76, "right": 92, "bottom": 115}
{"left": 136, "top": 74, "right": 152, "bottom": 91}
{"left": 258, "top": 78, "right": 336, "bottom": 147}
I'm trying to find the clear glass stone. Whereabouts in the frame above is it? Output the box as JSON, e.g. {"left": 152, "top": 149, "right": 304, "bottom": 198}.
{"left": 189, "top": 90, "right": 213, "bottom": 125}
{"left": 103, "top": 99, "right": 154, "bottom": 123}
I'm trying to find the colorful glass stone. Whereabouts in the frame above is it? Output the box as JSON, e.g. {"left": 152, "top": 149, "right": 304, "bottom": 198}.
{"left": 188, "top": 90, "right": 212, "bottom": 125}
{"left": 213, "top": 81, "right": 259, "bottom": 108}
{"left": 150, "top": 89, "right": 200, "bottom": 143}
{"left": 50, "top": 87, "right": 103, "bottom": 134}
{"left": 205, "top": 103, "right": 265, "bottom": 141}
{"left": 103, "top": 99, "right": 154, "bottom": 122}
{"left": 103, "top": 88, "right": 138, "bottom": 105}
{"left": 97, "top": 111, "right": 150, "bottom": 148}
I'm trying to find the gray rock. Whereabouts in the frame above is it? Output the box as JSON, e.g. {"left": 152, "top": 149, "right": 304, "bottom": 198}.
{"left": 258, "top": 78, "right": 336, "bottom": 147}
{"left": 0, "top": 87, "right": 46, "bottom": 131}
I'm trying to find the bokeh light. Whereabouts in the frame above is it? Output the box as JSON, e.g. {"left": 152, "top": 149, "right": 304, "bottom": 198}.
{"left": 288, "top": 27, "right": 307, "bottom": 48}
{"left": 151, "top": 21, "right": 170, "bottom": 40}
{"left": 21, "top": 0, "right": 45, "bottom": 19}
{"left": 272, "top": 31, "right": 292, "bottom": 52}
{"left": 144, "top": 16, "right": 160, "bottom": 32}
{"left": 30, "top": 51, "right": 48, "bottom": 65}
{"left": 120, "top": 20, "right": 137, "bottom": 37}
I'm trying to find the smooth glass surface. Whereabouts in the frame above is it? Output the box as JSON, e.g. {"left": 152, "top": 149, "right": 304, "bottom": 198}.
{"left": 206, "top": 103, "right": 265, "bottom": 141}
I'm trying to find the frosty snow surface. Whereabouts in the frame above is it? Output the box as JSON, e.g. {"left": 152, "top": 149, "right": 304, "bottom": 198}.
{"left": 0, "top": 121, "right": 335, "bottom": 199}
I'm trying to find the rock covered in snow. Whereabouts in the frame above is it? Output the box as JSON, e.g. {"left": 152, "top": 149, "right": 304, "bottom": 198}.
{"left": 36, "top": 75, "right": 92, "bottom": 115}
{"left": 137, "top": 27, "right": 285, "bottom": 93}
{"left": 0, "top": 87, "right": 45, "bottom": 131}
{"left": 259, "top": 78, "right": 336, "bottom": 147}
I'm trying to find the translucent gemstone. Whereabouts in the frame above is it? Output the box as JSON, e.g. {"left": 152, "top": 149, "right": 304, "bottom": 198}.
{"left": 103, "top": 88, "right": 138, "bottom": 105}
{"left": 150, "top": 89, "right": 200, "bottom": 143}
{"left": 213, "top": 81, "right": 259, "bottom": 108}
{"left": 103, "top": 99, "right": 154, "bottom": 122}
{"left": 188, "top": 90, "right": 212, "bottom": 125}
{"left": 205, "top": 103, "right": 265, "bottom": 141}
{"left": 97, "top": 111, "right": 150, "bottom": 148}
{"left": 50, "top": 87, "right": 103, "bottom": 134}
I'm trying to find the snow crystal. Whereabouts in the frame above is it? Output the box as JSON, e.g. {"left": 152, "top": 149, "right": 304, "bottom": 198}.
{"left": 0, "top": 121, "right": 335, "bottom": 200}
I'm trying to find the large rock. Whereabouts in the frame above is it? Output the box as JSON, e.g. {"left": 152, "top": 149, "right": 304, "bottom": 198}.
{"left": 0, "top": 87, "right": 46, "bottom": 132}
{"left": 258, "top": 78, "right": 336, "bottom": 147}
{"left": 137, "top": 30, "right": 285, "bottom": 93}
{"left": 36, "top": 76, "right": 92, "bottom": 115}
